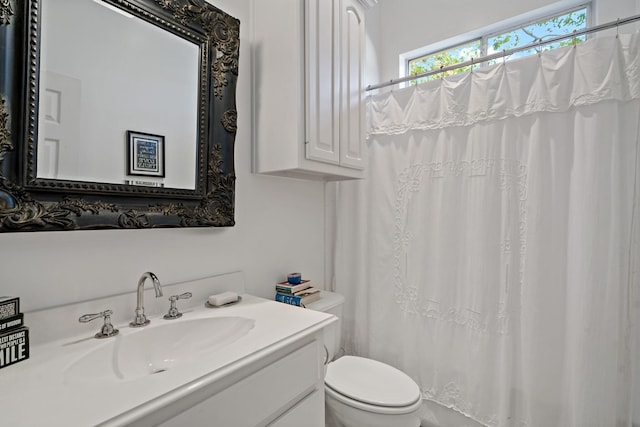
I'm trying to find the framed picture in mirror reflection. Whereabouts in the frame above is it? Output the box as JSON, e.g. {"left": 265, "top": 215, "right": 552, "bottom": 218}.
{"left": 127, "top": 130, "right": 165, "bottom": 177}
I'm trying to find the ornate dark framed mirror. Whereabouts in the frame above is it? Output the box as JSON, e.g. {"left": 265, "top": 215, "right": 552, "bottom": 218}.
{"left": 0, "top": 0, "right": 238, "bottom": 232}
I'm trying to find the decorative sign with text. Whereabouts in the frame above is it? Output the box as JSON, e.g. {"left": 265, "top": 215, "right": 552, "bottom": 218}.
{"left": 0, "top": 327, "right": 29, "bottom": 369}
{"left": 0, "top": 313, "right": 23, "bottom": 332}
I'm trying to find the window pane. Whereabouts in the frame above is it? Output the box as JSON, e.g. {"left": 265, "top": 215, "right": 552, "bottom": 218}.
{"left": 487, "top": 7, "right": 588, "bottom": 62}
{"left": 408, "top": 40, "right": 481, "bottom": 83}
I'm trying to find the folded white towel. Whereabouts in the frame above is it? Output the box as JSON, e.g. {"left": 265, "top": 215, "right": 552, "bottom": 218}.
{"left": 208, "top": 291, "right": 239, "bottom": 306}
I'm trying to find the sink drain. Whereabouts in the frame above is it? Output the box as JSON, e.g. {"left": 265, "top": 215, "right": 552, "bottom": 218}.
{"left": 152, "top": 369, "right": 167, "bottom": 375}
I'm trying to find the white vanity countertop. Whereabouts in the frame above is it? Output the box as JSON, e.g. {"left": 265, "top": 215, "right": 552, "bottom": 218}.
{"left": 0, "top": 295, "right": 335, "bottom": 427}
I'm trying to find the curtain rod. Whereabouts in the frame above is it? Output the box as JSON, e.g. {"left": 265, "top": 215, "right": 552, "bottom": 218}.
{"left": 366, "top": 13, "right": 640, "bottom": 92}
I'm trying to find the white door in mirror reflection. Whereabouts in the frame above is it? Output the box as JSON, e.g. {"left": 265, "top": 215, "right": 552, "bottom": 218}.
{"left": 37, "top": 71, "right": 81, "bottom": 181}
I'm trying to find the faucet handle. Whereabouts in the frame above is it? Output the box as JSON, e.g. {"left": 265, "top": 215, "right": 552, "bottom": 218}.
{"left": 173, "top": 292, "right": 193, "bottom": 301}
{"left": 164, "top": 292, "right": 192, "bottom": 320}
{"left": 79, "top": 309, "right": 119, "bottom": 339}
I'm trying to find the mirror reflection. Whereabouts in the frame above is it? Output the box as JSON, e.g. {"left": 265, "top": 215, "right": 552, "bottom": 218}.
{"left": 37, "top": 0, "right": 199, "bottom": 190}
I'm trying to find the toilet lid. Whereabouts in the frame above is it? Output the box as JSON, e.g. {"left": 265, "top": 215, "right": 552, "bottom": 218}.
{"left": 325, "top": 356, "right": 420, "bottom": 407}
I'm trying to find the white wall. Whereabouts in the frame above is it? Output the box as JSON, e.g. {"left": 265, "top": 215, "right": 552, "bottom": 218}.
{"left": 0, "top": 0, "right": 327, "bottom": 312}
{"left": 367, "top": 0, "right": 640, "bottom": 86}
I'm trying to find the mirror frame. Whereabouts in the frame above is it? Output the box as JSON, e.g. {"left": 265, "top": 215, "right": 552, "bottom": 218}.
{"left": 0, "top": 0, "right": 238, "bottom": 232}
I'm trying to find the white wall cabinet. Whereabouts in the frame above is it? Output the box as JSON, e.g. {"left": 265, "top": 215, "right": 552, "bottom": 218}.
{"left": 253, "top": 0, "right": 366, "bottom": 181}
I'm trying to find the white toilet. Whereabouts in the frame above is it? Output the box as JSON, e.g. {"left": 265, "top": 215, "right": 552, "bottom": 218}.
{"left": 306, "top": 291, "right": 422, "bottom": 427}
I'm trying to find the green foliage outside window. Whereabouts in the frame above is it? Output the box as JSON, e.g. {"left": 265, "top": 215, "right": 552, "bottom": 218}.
{"left": 409, "top": 41, "right": 481, "bottom": 84}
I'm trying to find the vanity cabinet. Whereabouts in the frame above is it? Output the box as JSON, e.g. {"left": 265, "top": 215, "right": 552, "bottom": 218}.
{"left": 253, "top": 0, "right": 366, "bottom": 181}
{"left": 157, "top": 339, "right": 325, "bottom": 427}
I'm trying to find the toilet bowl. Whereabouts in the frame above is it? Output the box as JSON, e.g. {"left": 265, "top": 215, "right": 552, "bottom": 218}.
{"left": 324, "top": 355, "right": 422, "bottom": 427}
{"left": 305, "top": 292, "right": 422, "bottom": 427}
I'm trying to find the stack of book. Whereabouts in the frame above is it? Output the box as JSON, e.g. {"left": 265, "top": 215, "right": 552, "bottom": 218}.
{"left": 0, "top": 297, "right": 29, "bottom": 370}
{"left": 275, "top": 279, "right": 321, "bottom": 307}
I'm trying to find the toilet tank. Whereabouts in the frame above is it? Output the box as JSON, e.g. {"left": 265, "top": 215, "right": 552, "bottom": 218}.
{"left": 305, "top": 291, "right": 344, "bottom": 362}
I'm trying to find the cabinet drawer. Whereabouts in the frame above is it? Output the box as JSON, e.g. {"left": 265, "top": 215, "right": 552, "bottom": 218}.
{"left": 160, "top": 340, "right": 322, "bottom": 427}
{"left": 268, "top": 389, "right": 324, "bottom": 427}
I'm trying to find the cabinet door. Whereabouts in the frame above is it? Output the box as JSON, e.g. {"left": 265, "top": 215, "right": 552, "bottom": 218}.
{"left": 305, "top": 0, "right": 340, "bottom": 165}
{"left": 339, "top": 0, "right": 365, "bottom": 170}
{"left": 158, "top": 341, "right": 321, "bottom": 427}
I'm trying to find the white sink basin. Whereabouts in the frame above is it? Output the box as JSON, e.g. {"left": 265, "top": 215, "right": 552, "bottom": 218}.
{"left": 65, "top": 316, "right": 255, "bottom": 383}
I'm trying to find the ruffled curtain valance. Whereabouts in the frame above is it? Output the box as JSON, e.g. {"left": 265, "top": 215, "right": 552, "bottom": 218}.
{"left": 368, "top": 33, "right": 640, "bottom": 136}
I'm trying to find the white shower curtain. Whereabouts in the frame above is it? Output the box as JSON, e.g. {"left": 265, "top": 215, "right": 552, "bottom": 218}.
{"left": 334, "top": 33, "right": 640, "bottom": 427}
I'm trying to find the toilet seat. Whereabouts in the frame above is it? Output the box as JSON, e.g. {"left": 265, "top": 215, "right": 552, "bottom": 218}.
{"left": 325, "top": 356, "right": 421, "bottom": 414}
{"left": 325, "top": 383, "right": 423, "bottom": 415}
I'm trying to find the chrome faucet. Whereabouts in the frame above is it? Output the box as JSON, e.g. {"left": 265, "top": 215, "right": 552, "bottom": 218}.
{"left": 130, "top": 272, "right": 163, "bottom": 327}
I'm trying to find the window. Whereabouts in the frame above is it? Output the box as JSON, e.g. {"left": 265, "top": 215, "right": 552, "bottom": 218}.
{"left": 407, "top": 5, "right": 589, "bottom": 84}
